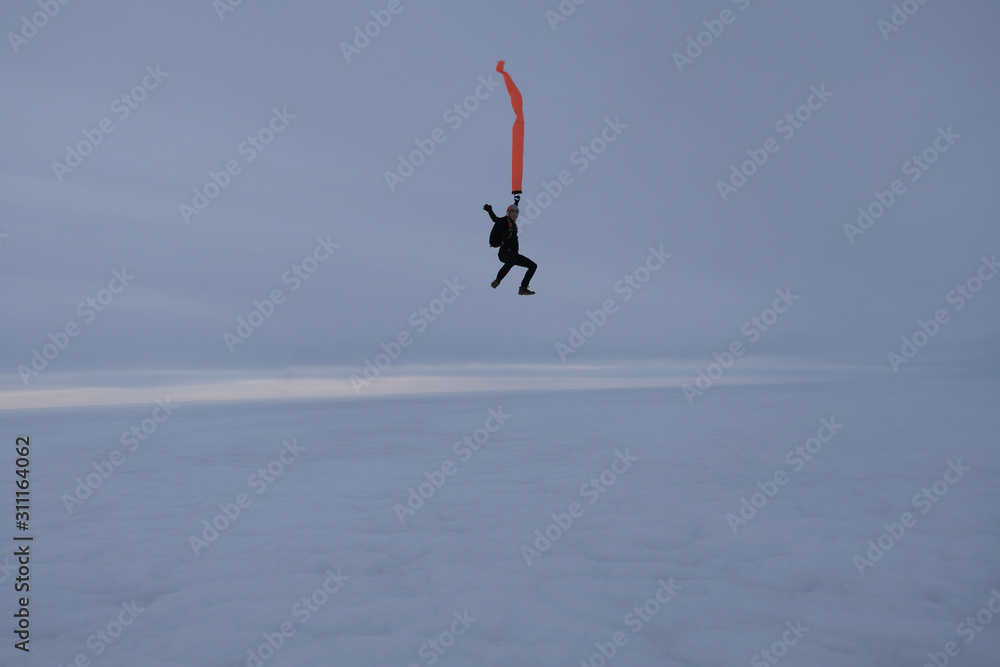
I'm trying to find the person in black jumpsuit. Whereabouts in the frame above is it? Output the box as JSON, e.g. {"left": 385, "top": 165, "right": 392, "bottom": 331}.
{"left": 483, "top": 203, "right": 536, "bottom": 295}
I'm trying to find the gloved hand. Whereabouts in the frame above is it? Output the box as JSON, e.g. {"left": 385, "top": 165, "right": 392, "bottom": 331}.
{"left": 483, "top": 204, "right": 493, "bottom": 212}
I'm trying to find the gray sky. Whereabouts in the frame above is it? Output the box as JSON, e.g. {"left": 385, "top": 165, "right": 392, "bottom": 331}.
{"left": 2, "top": 0, "right": 998, "bottom": 408}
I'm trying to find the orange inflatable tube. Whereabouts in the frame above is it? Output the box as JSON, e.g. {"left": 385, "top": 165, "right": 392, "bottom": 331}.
{"left": 496, "top": 60, "right": 523, "bottom": 195}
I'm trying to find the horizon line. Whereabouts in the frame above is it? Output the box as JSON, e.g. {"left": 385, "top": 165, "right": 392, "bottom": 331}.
{"left": 0, "top": 360, "right": 884, "bottom": 410}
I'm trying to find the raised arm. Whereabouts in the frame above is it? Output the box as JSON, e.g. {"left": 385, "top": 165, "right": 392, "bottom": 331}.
{"left": 483, "top": 204, "right": 503, "bottom": 223}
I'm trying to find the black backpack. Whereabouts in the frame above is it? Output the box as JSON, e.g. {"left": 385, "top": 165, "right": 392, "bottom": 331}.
{"left": 489, "top": 220, "right": 508, "bottom": 248}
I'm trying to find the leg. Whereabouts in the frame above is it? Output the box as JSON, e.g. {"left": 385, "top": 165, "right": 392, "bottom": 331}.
{"left": 495, "top": 258, "right": 516, "bottom": 284}
{"left": 515, "top": 254, "right": 536, "bottom": 288}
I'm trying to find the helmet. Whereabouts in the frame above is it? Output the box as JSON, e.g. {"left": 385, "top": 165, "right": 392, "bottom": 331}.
{"left": 507, "top": 204, "right": 519, "bottom": 215}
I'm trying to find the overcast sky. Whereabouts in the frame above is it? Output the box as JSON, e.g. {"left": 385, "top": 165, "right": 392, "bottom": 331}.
{"left": 2, "top": 0, "right": 998, "bottom": 408}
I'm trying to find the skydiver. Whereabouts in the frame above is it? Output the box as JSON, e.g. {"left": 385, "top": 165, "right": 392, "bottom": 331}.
{"left": 483, "top": 202, "right": 536, "bottom": 295}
